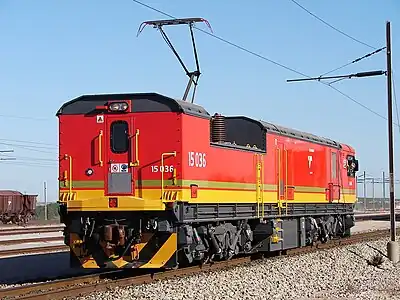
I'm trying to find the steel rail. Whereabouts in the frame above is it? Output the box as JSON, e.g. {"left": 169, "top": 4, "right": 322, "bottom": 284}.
{"left": 0, "top": 236, "right": 64, "bottom": 246}
{"left": 0, "top": 245, "right": 68, "bottom": 258}
{"left": 0, "top": 226, "right": 64, "bottom": 236}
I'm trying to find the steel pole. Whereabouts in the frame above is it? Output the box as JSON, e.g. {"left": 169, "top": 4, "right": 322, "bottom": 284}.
{"left": 385, "top": 21, "right": 398, "bottom": 263}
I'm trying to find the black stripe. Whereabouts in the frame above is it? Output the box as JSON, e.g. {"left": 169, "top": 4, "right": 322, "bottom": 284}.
{"left": 163, "top": 251, "right": 178, "bottom": 269}
{"left": 70, "top": 250, "right": 84, "bottom": 268}
{"left": 138, "top": 231, "right": 173, "bottom": 262}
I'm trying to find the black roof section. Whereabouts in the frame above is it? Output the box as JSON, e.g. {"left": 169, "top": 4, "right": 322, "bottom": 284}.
{"left": 56, "top": 92, "right": 210, "bottom": 118}
{"left": 260, "top": 120, "right": 340, "bottom": 148}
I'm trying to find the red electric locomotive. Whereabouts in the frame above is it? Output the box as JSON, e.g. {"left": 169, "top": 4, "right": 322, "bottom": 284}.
{"left": 57, "top": 18, "right": 359, "bottom": 269}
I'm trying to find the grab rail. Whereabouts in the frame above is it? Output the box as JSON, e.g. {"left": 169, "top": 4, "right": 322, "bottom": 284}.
{"left": 130, "top": 129, "right": 140, "bottom": 167}
{"left": 62, "top": 154, "right": 73, "bottom": 200}
{"left": 161, "top": 151, "right": 176, "bottom": 200}
{"left": 98, "top": 130, "right": 103, "bottom": 167}
{"left": 68, "top": 155, "right": 73, "bottom": 197}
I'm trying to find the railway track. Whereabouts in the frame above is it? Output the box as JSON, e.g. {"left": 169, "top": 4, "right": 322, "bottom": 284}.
{"left": 0, "top": 226, "right": 64, "bottom": 236}
{"left": 0, "top": 245, "right": 68, "bottom": 258}
{"left": 0, "top": 225, "right": 66, "bottom": 257}
{"left": 0, "top": 227, "right": 396, "bottom": 300}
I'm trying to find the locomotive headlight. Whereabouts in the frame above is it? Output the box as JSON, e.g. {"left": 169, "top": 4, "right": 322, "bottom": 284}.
{"left": 108, "top": 102, "right": 128, "bottom": 112}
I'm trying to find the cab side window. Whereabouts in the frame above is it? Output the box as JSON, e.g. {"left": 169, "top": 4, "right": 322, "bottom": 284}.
{"left": 346, "top": 155, "right": 359, "bottom": 178}
{"left": 110, "top": 120, "right": 129, "bottom": 153}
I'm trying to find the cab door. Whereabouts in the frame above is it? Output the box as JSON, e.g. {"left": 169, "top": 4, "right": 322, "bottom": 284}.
{"left": 105, "top": 116, "right": 135, "bottom": 196}
{"left": 327, "top": 149, "right": 340, "bottom": 201}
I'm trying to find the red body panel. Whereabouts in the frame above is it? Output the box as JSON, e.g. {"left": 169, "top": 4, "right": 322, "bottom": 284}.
{"left": 179, "top": 114, "right": 355, "bottom": 200}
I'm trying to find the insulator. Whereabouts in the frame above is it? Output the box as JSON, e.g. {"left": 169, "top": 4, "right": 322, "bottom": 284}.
{"left": 211, "top": 113, "right": 226, "bottom": 143}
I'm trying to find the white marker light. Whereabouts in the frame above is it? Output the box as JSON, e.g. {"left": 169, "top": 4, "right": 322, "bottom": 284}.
{"left": 108, "top": 102, "right": 129, "bottom": 111}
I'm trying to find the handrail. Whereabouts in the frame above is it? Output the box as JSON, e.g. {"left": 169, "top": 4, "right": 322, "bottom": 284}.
{"left": 63, "top": 154, "right": 73, "bottom": 200}
{"left": 130, "top": 129, "right": 140, "bottom": 167}
{"left": 69, "top": 155, "right": 73, "bottom": 197}
{"left": 277, "top": 148, "right": 281, "bottom": 215}
{"left": 98, "top": 130, "right": 103, "bottom": 167}
{"left": 256, "top": 155, "right": 261, "bottom": 218}
{"left": 255, "top": 154, "right": 265, "bottom": 218}
{"left": 261, "top": 155, "right": 265, "bottom": 218}
{"left": 161, "top": 151, "right": 177, "bottom": 200}
{"left": 284, "top": 147, "right": 288, "bottom": 215}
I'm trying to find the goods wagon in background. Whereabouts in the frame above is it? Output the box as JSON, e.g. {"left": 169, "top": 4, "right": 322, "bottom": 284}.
{"left": 0, "top": 190, "right": 38, "bottom": 225}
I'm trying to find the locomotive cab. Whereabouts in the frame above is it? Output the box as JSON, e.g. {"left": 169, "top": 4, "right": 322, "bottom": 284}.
{"left": 57, "top": 93, "right": 210, "bottom": 269}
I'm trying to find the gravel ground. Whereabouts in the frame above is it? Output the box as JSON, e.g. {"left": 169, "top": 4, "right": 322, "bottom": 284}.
{"left": 75, "top": 238, "right": 400, "bottom": 300}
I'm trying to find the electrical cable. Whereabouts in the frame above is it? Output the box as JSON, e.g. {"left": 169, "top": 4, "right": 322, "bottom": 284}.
{"left": 323, "top": 47, "right": 386, "bottom": 78}
{"left": 0, "top": 114, "right": 49, "bottom": 121}
{"left": 0, "top": 142, "right": 56, "bottom": 150}
{"left": 0, "top": 138, "right": 56, "bottom": 147}
{"left": 0, "top": 142, "right": 57, "bottom": 154}
{"left": 288, "top": 0, "right": 376, "bottom": 49}
{"left": 0, "top": 161, "right": 57, "bottom": 168}
{"left": 0, "top": 153, "right": 58, "bottom": 162}
{"left": 131, "top": 0, "right": 398, "bottom": 127}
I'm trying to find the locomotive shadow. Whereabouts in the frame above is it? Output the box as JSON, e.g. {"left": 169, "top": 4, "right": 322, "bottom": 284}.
{"left": 0, "top": 252, "right": 102, "bottom": 285}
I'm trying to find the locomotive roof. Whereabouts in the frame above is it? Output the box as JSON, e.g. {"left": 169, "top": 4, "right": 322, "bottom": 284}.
{"left": 58, "top": 92, "right": 339, "bottom": 148}
{"left": 56, "top": 93, "right": 210, "bottom": 118}
{"left": 260, "top": 120, "right": 340, "bottom": 147}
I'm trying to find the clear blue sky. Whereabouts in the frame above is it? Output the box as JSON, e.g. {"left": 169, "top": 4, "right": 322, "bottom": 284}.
{"left": 0, "top": 0, "right": 399, "bottom": 202}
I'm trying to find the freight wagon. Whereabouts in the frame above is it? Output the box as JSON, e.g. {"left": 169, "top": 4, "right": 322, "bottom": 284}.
{"left": 0, "top": 190, "right": 38, "bottom": 225}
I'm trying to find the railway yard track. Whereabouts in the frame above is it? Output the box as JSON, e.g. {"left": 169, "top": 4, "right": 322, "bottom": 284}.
{"left": 0, "top": 226, "right": 397, "bottom": 300}
{"left": 0, "top": 225, "right": 64, "bottom": 236}
{"left": 0, "top": 225, "right": 66, "bottom": 257}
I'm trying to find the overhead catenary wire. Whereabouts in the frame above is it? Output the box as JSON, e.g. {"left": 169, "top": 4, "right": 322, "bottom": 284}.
{"left": 0, "top": 138, "right": 56, "bottom": 147}
{"left": 288, "top": 0, "right": 376, "bottom": 49}
{"left": 0, "top": 153, "right": 58, "bottom": 162}
{"left": 322, "top": 47, "right": 386, "bottom": 78}
{"left": 0, "top": 161, "right": 57, "bottom": 168}
{"left": 0, "top": 142, "right": 57, "bottom": 154}
{"left": 131, "top": 0, "right": 398, "bottom": 127}
{"left": 0, "top": 114, "right": 49, "bottom": 121}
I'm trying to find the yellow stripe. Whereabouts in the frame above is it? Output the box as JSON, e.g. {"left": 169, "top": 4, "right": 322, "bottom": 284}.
{"left": 81, "top": 258, "right": 100, "bottom": 268}
{"left": 64, "top": 191, "right": 356, "bottom": 212}
{"left": 59, "top": 179, "right": 356, "bottom": 194}
{"left": 62, "top": 186, "right": 356, "bottom": 212}
{"left": 110, "top": 257, "right": 129, "bottom": 268}
{"left": 140, "top": 233, "right": 177, "bottom": 268}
